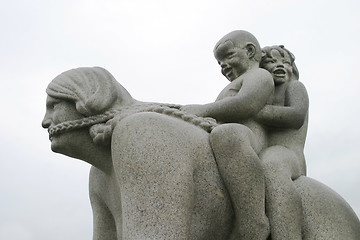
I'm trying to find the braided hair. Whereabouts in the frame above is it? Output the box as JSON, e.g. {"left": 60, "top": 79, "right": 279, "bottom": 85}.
{"left": 47, "top": 67, "right": 218, "bottom": 146}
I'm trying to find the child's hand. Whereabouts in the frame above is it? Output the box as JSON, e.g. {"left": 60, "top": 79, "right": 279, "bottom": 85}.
{"left": 181, "top": 104, "right": 206, "bottom": 117}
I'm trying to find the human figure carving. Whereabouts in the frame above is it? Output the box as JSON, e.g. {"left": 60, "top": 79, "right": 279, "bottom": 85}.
{"left": 183, "top": 40, "right": 308, "bottom": 239}
{"left": 182, "top": 30, "right": 273, "bottom": 239}
{"left": 42, "top": 67, "right": 234, "bottom": 240}
{"left": 257, "top": 45, "right": 308, "bottom": 240}
{"left": 42, "top": 64, "right": 360, "bottom": 239}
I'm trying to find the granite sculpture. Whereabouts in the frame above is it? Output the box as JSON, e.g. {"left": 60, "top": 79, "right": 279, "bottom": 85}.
{"left": 182, "top": 30, "right": 273, "bottom": 239}
{"left": 42, "top": 31, "right": 360, "bottom": 240}
{"left": 181, "top": 31, "right": 308, "bottom": 239}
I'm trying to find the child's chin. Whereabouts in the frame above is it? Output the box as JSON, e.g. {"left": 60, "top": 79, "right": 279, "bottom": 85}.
{"left": 274, "top": 78, "right": 287, "bottom": 85}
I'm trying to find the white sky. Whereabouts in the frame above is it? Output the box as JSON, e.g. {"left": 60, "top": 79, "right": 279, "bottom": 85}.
{"left": 0, "top": 0, "right": 359, "bottom": 239}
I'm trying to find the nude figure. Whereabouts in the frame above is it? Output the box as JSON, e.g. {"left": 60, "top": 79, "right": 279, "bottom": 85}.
{"left": 257, "top": 45, "right": 308, "bottom": 240}
{"left": 42, "top": 67, "right": 234, "bottom": 240}
{"left": 42, "top": 66, "right": 360, "bottom": 240}
{"left": 182, "top": 30, "right": 273, "bottom": 239}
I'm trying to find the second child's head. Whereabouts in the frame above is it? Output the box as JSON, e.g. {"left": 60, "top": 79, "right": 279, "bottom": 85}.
{"left": 260, "top": 45, "right": 299, "bottom": 85}
{"left": 214, "top": 30, "right": 262, "bottom": 81}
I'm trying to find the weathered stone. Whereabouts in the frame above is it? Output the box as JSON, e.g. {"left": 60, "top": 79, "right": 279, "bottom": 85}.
{"left": 42, "top": 31, "right": 360, "bottom": 239}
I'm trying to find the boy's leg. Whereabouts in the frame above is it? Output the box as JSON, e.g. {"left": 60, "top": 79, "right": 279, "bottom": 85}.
{"left": 260, "top": 146, "right": 302, "bottom": 240}
{"left": 210, "top": 124, "right": 269, "bottom": 240}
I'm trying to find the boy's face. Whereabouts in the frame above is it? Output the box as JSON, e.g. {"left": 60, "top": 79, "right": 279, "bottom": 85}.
{"left": 214, "top": 40, "right": 250, "bottom": 81}
{"left": 261, "top": 49, "right": 292, "bottom": 85}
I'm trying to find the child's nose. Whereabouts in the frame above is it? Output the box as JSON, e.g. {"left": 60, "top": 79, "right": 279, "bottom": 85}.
{"left": 276, "top": 62, "right": 284, "bottom": 68}
{"left": 220, "top": 62, "right": 228, "bottom": 68}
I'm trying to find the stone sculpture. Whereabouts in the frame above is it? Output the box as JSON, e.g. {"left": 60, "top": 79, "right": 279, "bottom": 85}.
{"left": 182, "top": 30, "right": 273, "bottom": 239}
{"left": 42, "top": 31, "right": 360, "bottom": 240}
{"left": 182, "top": 31, "right": 308, "bottom": 239}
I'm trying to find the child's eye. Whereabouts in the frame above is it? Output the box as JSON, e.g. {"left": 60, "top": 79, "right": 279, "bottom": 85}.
{"left": 263, "top": 59, "right": 274, "bottom": 64}
{"left": 226, "top": 52, "right": 236, "bottom": 59}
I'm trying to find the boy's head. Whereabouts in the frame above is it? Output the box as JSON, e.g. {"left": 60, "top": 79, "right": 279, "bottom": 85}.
{"left": 260, "top": 45, "right": 299, "bottom": 85}
{"left": 213, "top": 30, "right": 262, "bottom": 81}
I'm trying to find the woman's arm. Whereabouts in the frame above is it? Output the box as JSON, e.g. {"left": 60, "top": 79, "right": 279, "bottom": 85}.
{"left": 89, "top": 167, "right": 118, "bottom": 240}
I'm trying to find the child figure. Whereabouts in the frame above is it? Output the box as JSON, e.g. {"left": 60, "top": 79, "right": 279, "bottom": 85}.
{"left": 257, "top": 45, "right": 309, "bottom": 240}
{"left": 182, "top": 30, "right": 273, "bottom": 239}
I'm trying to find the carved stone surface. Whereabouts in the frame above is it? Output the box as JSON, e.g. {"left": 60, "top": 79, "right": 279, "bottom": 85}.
{"left": 42, "top": 31, "right": 360, "bottom": 239}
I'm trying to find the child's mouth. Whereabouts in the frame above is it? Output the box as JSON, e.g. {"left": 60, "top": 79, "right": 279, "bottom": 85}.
{"left": 273, "top": 69, "right": 286, "bottom": 77}
{"left": 223, "top": 67, "right": 232, "bottom": 77}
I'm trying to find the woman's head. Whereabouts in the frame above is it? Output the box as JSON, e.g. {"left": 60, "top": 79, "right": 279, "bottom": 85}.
{"left": 46, "top": 67, "right": 131, "bottom": 116}
{"left": 43, "top": 67, "right": 135, "bottom": 146}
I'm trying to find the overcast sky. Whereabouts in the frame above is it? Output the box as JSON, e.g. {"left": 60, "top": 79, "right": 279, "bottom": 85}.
{"left": 0, "top": 0, "right": 359, "bottom": 239}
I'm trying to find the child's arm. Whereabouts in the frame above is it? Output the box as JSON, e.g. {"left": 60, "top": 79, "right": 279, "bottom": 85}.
{"left": 255, "top": 81, "right": 309, "bottom": 129}
{"left": 182, "top": 69, "right": 274, "bottom": 123}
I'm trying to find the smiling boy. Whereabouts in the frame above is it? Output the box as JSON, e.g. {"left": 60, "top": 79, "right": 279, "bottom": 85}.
{"left": 182, "top": 30, "right": 273, "bottom": 239}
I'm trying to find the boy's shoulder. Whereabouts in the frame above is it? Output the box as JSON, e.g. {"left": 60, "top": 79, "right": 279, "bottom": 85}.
{"left": 243, "top": 67, "right": 273, "bottom": 79}
{"left": 229, "top": 67, "right": 273, "bottom": 87}
{"left": 251, "top": 67, "right": 273, "bottom": 78}
{"left": 241, "top": 67, "right": 274, "bottom": 85}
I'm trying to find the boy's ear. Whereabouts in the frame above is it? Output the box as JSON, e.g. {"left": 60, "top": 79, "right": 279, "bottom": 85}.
{"left": 245, "top": 43, "right": 256, "bottom": 59}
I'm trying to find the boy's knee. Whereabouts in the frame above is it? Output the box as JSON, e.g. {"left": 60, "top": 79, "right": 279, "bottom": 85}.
{"left": 210, "top": 124, "right": 251, "bottom": 144}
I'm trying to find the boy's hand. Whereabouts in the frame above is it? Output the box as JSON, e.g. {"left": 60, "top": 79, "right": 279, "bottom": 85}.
{"left": 181, "top": 104, "right": 206, "bottom": 117}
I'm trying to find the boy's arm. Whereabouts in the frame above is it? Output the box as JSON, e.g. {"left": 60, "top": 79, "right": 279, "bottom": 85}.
{"left": 197, "top": 69, "right": 273, "bottom": 123}
{"left": 255, "top": 81, "right": 309, "bottom": 129}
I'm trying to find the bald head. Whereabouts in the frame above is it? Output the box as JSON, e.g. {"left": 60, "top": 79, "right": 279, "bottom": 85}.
{"left": 214, "top": 30, "right": 262, "bottom": 62}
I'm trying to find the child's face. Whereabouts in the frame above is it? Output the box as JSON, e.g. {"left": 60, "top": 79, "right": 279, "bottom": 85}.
{"left": 261, "top": 49, "right": 292, "bottom": 85}
{"left": 214, "top": 40, "right": 250, "bottom": 81}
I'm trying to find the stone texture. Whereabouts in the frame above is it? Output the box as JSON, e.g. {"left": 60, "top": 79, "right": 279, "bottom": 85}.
{"left": 295, "top": 176, "right": 360, "bottom": 239}
{"left": 42, "top": 32, "right": 360, "bottom": 239}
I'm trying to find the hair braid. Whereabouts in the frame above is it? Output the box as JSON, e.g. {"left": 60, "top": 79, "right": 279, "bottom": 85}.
{"left": 48, "top": 103, "right": 218, "bottom": 145}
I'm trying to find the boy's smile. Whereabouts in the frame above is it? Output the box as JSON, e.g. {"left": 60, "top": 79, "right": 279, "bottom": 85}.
{"left": 214, "top": 40, "right": 249, "bottom": 81}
